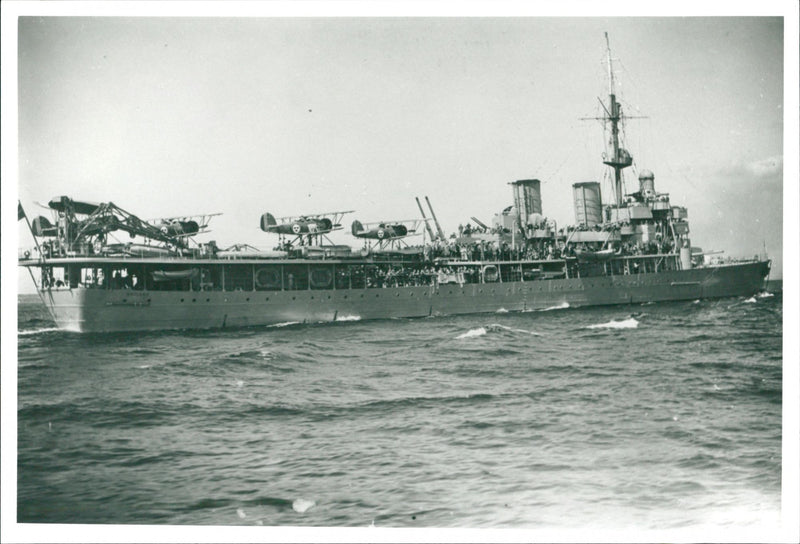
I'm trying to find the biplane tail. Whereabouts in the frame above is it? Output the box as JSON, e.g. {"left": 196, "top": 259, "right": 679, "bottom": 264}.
{"left": 260, "top": 212, "right": 278, "bottom": 231}
{"left": 32, "top": 216, "right": 57, "bottom": 237}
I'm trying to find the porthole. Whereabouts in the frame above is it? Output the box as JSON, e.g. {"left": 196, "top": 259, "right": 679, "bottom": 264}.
{"left": 265, "top": 297, "right": 269, "bottom": 301}
{"left": 192, "top": 298, "right": 197, "bottom": 302}
{"left": 180, "top": 298, "right": 185, "bottom": 302}
{"left": 206, "top": 298, "right": 210, "bottom": 302}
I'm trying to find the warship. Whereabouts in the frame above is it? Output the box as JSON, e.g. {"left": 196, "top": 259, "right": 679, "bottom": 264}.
{"left": 18, "top": 34, "right": 771, "bottom": 333}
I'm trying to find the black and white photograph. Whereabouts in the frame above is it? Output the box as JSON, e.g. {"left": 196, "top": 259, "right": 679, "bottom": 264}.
{"left": 2, "top": 1, "right": 798, "bottom": 542}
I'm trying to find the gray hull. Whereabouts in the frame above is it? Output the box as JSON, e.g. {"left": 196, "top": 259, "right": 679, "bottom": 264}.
{"left": 37, "top": 261, "right": 770, "bottom": 333}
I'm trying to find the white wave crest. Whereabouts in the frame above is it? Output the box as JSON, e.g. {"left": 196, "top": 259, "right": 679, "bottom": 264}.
{"left": 267, "top": 321, "right": 300, "bottom": 328}
{"left": 744, "top": 297, "right": 757, "bottom": 304}
{"left": 292, "top": 499, "right": 315, "bottom": 513}
{"left": 487, "top": 323, "right": 542, "bottom": 336}
{"left": 18, "top": 327, "right": 62, "bottom": 336}
{"left": 757, "top": 291, "right": 774, "bottom": 298}
{"left": 693, "top": 299, "right": 701, "bottom": 304}
{"left": 335, "top": 315, "right": 361, "bottom": 322}
{"left": 540, "top": 301, "right": 570, "bottom": 311}
{"left": 495, "top": 308, "right": 509, "bottom": 313}
{"left": 586, "top": 317, "right": 639, "bottom": 330}
{"left": 457, "top": 327, "right": 487, "bottom": 339}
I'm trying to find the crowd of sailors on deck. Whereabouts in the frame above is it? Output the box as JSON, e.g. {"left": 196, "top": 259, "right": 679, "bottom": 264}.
{"left": 415, "top": 229, "right": 675, "bottom": 263}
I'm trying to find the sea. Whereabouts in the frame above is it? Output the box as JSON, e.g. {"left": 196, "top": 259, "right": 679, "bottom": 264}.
{"left": 13, "top": 285, "right": 786, "bottom": 538}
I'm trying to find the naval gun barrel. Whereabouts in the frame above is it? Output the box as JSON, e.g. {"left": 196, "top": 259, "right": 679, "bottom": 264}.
{"left": 424, "top": 196, "right": 446, "bottom": 241}
{"left": 415, "top": 197, "right": 437, "bottom": 240}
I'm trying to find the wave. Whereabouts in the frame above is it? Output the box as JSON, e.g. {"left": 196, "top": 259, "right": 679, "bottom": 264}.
{"left": 457, "top": 322, "right": 543, "bottom": 339}
{"left": 586, "top": 317, "right": 639, "bottom": 329}
{"left": 486, "top": 323, "right": 542, "bottom": 336}
{"left": 744, "top": 297, "right": 757, "bottom": 304}
{"left": 495, "top": 308, "right": 509, "bottom": 313}
{"left": 757, "top": 291, "right": 774, "bottom": 298}
{"left": 267, "top": 321, "right": 301, "bottom": 328}
{"left": 540, "top": 301, "right": 570, "bottom": 311}
{"left": 226, "top": 350, "right": 264, "bottom": 360}
{"left": 457, "top": 327, "right": 487, "bottom": 339}
{"left": 357, "top": 393, "right": 495, "bottom": 413}
{"left": 335, "top": 315, "right": 361, "bottom": 322}
{"left": 18, "top": 327, "right": 62, "bottom": 336}
{"left": 292, "top": 498, "right": 316, "bottom": 513}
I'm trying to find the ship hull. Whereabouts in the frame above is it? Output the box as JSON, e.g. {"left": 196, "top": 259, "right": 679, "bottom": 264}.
{"left": 35, "top": 261, "right": 770, "bottom": 333}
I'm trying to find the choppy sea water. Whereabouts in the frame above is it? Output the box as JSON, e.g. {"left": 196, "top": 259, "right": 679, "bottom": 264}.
{"left": 16, "top": 291, "right": 783, "bottom": 532}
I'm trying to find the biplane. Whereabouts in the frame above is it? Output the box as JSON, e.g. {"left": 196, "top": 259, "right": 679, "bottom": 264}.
{"left": 260, "top": 210, "right": 354, "bottom": 246}
{"left": 151, "top": 213, "right": 221, "bottom": 238}
{"left": 29, "top": 196, "right": 219, "bottom": 255}
{"left": 350, "top": 218, "right": 428, "bottom": 249}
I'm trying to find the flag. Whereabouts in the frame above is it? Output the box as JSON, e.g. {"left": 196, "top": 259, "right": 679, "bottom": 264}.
{"left": 18, "top": 201, "right": 26, "bottom": 221}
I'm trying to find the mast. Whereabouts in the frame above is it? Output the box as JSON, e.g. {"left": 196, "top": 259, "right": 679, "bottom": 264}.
{"left": 601, "top": 32, "right": 633, "bottom": 208}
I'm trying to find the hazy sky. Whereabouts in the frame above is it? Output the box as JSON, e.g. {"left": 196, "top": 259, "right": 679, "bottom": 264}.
{"left": 10, "top": 14, "right": 789, "bottom": 291}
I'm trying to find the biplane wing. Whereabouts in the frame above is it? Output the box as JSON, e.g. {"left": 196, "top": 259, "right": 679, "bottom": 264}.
{"left": 48, "top": 196, "right": 101, "bottom": 215}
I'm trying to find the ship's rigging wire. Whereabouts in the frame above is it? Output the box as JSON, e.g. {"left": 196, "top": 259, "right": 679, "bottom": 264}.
{"left": 616, "top": 56, "right": 729, "bottom": 225}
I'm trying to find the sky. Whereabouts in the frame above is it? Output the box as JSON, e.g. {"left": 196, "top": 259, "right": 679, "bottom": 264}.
{"left": 9, "top": 11, "right": 789, "bottom": 294}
